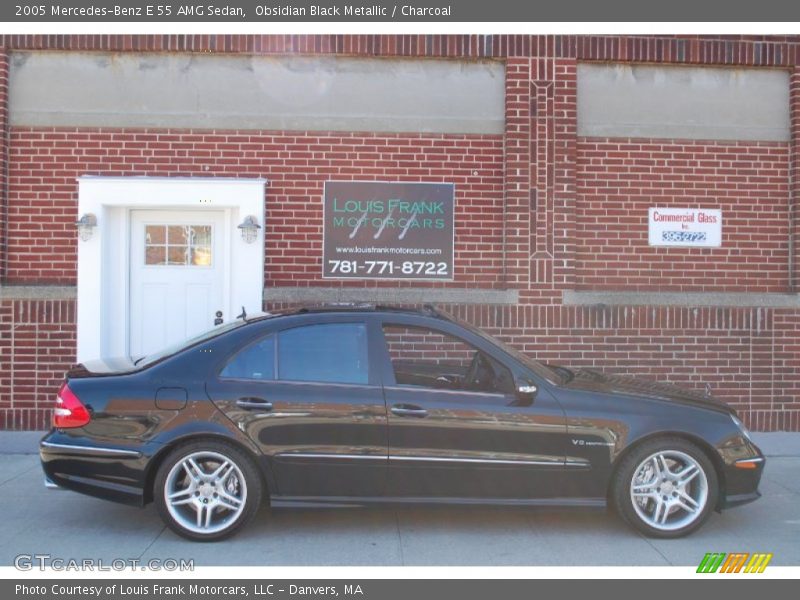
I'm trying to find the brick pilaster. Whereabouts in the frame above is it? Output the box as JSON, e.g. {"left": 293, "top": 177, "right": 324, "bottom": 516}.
{"left": 0, "top": 44, "right": 8, "bottom": 283}
{"left": 503, "top": 58, "right": 532, "bottom": 289}
{"left": 790, "top": 68, "right": 800, "bottom": 292}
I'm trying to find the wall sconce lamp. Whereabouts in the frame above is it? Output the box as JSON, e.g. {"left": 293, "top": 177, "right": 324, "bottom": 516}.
{"left": 238, "top": 215, "right": 261, "bottom": 244}
{"left": 75, "top": 213, "right": 97, "bottom": 242}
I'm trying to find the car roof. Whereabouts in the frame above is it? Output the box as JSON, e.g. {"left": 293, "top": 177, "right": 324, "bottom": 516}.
{"left": 245, "top": 303, "right": 450, "bottom": 324}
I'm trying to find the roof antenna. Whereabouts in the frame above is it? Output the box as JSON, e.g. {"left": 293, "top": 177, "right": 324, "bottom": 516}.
{"left": 237, "top": 306, "right": 247, "bottom": 321}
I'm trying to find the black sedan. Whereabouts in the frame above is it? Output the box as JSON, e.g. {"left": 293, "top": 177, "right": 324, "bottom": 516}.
{"left": 41, "top": 305, "right": 765, "bottom": 541}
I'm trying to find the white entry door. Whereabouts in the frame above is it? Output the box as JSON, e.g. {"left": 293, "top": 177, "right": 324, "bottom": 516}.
{"left": 129, "top": 210, "right": 227, "bottom": 357}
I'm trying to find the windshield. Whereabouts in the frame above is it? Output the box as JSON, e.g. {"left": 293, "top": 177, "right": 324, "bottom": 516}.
{"left": 134, "top": 320, "right": 247, "bottom": 367}
{"left": 443, "top": 312, "right": 566, "bottom": 385}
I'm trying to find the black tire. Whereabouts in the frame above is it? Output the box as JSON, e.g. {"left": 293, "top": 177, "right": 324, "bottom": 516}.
{"left": 154, "top": 439, "right": 263, "bottom": 542}
{"left": 611, "top": 437, "right": 719, "bottom": 539}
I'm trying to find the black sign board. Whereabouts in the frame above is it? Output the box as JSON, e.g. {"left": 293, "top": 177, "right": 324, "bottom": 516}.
{"left": 323, "top": 181, "right": 455, "bottom": 280}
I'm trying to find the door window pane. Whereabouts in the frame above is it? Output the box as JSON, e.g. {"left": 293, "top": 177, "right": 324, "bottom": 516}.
{"left": 145, "top": 224, "right": 212, "bottom": 267}
{"left": 278, "top": 323, "right": 369, "bottom": 384}
{"left": 382, "top": 324, "right": 514, "bottom": 393}
{"left": 220, "top": 335, "right": 275, "bottom": 381}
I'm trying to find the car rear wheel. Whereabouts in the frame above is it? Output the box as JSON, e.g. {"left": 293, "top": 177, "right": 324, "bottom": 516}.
{"left": 154, "top": 440, "right": 262, "bottom": 541}
{"left": 612, "top": 438, "right": 718, "bottom": 538}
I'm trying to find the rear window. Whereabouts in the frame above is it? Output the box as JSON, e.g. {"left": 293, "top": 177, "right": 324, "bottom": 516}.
{"left": 135, "top": 320, "right": 247, "bottom": 367}
{"left": 277, "top": 323, "right": 369, "bottom": 385}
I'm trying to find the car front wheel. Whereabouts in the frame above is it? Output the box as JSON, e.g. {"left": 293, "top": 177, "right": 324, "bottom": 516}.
{"left": 154, "top": 440, "right": 262, "bottom": 541}
{"left": 612, "top": 438, "right": 718, "bottom": 538}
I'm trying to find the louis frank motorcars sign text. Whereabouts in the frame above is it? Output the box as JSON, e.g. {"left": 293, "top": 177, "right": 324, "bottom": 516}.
{"left": 323, "top": 181, "right": 455, "bottom": 280}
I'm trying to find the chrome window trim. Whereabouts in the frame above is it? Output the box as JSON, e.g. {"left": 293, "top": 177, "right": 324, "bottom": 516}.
{"left": 382, "top": 385, "right": 509, "bottom": 399}
{"left": 221, "top": 379, "right": 381, "bottom": 391}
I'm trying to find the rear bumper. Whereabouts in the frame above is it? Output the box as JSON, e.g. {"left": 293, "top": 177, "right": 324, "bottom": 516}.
{"left": 40, "top": 431, "right": 148, "bottom": 506}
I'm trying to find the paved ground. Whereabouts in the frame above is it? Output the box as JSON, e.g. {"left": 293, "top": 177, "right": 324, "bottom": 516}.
{"left": 1, "top": 432, "right": 798, "bottom": 566}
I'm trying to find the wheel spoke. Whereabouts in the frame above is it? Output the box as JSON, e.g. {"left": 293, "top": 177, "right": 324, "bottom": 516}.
{"left": 195, "top": 504, "right": 205, "bottom": 528}
{"left": 650, "top": 455, "right": 662, "bottom": 477}
{"left": 217, "top": 463, "right": 236, "bottom": 485}
{"left": 653, "top": 499, "right": 670, "bottom": 525}
{"left": 168, "top": 487, "right": 192, "bottom": 500}
{"left": 632, "top": 481, "right": 657, "bottom": 496}
{"left": 656, "top": 454, "right": 672, "bottom": 476}
{"left": 168, "top": 488, "right": 194, "bottom": 506}
{"left": 677, "top": 464, "right": 699, "bottom": 485}
{"left": 204, "top": 505, "right": 213, "bottom": 528}
{"left": 674, "top": 497, "right": 698, "bottom": 514}
{"left": 218, "top": 491, "right": 243, "bottom": 511}
{"left": 211, "top": 460, "right": 232, "bottom": 479}
{"left": 182, "top": 458, "right": 204, "bottom": 482}
{"left": 677, "top": 490, "right": 700, "bottom": 510}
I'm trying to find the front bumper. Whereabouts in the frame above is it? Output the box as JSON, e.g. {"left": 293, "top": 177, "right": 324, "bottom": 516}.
{"left": 719, "top": 442, "right": 765, "bottom": 510}
{"left": 721, "top": 490, "right": 762, "bottom": 509}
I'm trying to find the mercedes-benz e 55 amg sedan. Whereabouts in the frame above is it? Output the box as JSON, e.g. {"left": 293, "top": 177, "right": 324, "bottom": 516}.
{"left": 41, "top": 305, "right": 764, "bottom": 541}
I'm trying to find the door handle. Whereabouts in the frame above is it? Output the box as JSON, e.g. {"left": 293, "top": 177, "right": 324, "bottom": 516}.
{"left": 236, "top": 397, "right": 273, "bottom": 411}
{"left": 391, "top": 404, "right": 428, "bottom": 418}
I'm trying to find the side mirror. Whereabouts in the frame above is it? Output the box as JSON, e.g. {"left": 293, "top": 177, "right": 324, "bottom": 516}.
{"left": 515, "top": 382, "right": 538, "bottom": 405}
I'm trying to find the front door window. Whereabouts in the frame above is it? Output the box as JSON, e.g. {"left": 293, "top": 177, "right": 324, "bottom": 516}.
{"left": 144, "top": 224, "right": 213, "bottom": 267}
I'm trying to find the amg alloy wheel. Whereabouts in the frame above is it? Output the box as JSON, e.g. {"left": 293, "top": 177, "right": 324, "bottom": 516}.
{"left": 154, "top": 441, "right": 262, "bottom": 541}
{"left": 613, "top": 438, "right": 718, "bottom": 538}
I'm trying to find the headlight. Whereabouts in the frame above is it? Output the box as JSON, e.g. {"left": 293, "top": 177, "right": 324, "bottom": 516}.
{"left": 731, "top": 414, "right": 753, "bottom": 443}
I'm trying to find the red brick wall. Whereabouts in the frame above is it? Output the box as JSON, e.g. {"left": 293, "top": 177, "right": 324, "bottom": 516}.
{"left": 5, "top": 128, "right": 504, "bottom": 288}
{"left": 0, "top": 299, "right": 75, "bottom": 430}
{"left": 575, "top": 138, "right": 790, "bottom": 291}
{"left": 2, "top": 35, "right": 800, "bottom": 431}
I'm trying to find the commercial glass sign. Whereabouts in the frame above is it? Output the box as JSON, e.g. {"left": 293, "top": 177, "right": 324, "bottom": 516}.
{"left": 648, "top": 208, "right": 722, "bottom": 247}
{"left": 323, "top": 181, "right": 455, "bottom": 280}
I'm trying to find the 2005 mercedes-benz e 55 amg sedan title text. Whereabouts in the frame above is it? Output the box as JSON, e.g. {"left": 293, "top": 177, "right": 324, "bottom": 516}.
{"left": 41, "top": 305, "right": 764, "bottom": 541}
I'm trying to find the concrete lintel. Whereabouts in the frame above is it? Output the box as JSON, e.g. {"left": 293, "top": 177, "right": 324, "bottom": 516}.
{"left": 0, "top": 285, "right": 77, "bottom": 300}
{"left": 563, "top": 290, "right": 800, "bottom": 308}
{"left": 0, "top": 284, "right": 519, "bottom": 305}
{"left": 10, "top": 52, "right": 505, "bottom": 135}
{"left": 264, "top": 287, "right": 519, "bottom": 306}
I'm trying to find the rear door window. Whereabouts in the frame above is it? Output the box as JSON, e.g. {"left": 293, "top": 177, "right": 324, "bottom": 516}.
{"left": 220, "top": 335, "right": 275, "bottom": 381}
{"left": 277, "top": 323, "right": 369, "bottom": 385}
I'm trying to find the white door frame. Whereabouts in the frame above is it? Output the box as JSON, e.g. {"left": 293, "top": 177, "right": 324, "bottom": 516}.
{"left": 76, "top": 176, "right": 266, "bottom": 362}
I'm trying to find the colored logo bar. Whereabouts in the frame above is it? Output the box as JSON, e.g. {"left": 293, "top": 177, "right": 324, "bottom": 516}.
{"left": 697, "top": 552, "right": 773, "bottom": 573}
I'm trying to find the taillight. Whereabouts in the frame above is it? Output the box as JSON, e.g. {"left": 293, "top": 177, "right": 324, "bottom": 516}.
{"left": 53, "top": 382, "right": 91, "bottom": 428}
